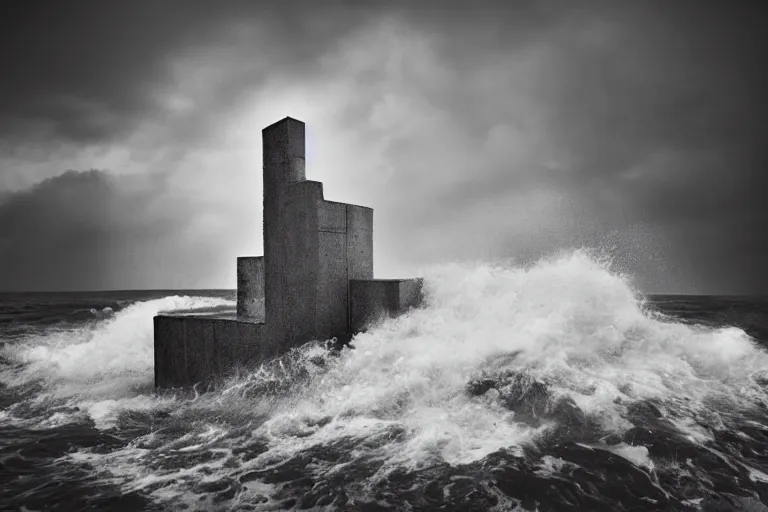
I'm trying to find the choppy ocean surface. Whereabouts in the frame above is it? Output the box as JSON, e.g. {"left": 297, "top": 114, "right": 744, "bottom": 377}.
{"left": 1, "top": 251, "right": 768, "bottom": 512}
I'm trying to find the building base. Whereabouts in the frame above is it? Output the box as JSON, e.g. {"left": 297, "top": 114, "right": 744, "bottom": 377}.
{"left": 153, "top": 309, "right": 263, "bottom": 390}
{"left": 154, "top": 277, "right": 423, "bottom": 390}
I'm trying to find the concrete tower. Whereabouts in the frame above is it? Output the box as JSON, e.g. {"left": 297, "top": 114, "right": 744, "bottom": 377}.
{"left": 153, "top": 117, "right": 421, "bottom": 390}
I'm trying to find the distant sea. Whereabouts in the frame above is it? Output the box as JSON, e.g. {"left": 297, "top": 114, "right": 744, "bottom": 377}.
{"left": 1, "top": 252, "right": 768, "bottom": 511}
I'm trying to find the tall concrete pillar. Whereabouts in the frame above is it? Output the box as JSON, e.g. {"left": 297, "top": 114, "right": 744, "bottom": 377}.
{"left": 262, "top": 118, "right": 321, "bottom": 353}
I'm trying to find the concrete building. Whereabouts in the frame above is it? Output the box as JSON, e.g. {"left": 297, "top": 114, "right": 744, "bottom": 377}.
{"left": 154, "top": 117, "right": 423, "bottom": 390}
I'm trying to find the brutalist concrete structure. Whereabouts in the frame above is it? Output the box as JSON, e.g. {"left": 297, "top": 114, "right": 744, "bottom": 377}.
{"left": 154, "top": 117, "right": 423, "bottom": 389}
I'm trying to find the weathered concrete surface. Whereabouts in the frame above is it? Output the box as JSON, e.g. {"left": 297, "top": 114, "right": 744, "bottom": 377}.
{"left": 349, "top": 278, "right": 424, "bottom": 334}
{"left": 345, "top": 204, "right": 374, "bottom": 281}
{"left": 237, "top": 257, "right": 265, "bottom": 321}
{"left": 154, "top": 315, "right": 263, "bottom": 389}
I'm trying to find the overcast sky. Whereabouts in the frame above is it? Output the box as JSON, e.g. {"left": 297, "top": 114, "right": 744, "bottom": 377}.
{"left": 0, "top": 0, "right": 765, "bottom": 294}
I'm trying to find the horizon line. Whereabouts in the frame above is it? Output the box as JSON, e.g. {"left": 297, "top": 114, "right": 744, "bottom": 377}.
{"left": 0, "top": 288, "right": 764, "bottom": 298}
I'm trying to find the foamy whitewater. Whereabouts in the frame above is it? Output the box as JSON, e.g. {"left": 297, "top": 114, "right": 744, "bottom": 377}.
{"left": 2, "top": 251, "right": 768, "bottom": 511}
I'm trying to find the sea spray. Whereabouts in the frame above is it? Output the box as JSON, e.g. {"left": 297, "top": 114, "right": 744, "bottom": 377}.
{"left": 0, "top": 295, "right": 232, "bottom": 427}
{"left": 2, "top": 251, "right": 768, "bottom": 509}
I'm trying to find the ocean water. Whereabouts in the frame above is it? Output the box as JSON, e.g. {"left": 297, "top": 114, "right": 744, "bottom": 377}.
{"left": 1, "top": 251, "right": 767, "bottom": 512}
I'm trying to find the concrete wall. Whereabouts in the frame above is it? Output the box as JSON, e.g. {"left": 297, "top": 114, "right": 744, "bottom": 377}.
{"left": 237, "top": 257, "right": 265, "bottom": 321}
{"left": 346, "top": 204, "right": 374, "bottom": 281}
{"left": 317, "top": 200, "right": 348, "bottom": 341}
{"left": 267, "top": 180, "right": 323, "bottom": 354}
{"left": 263, "top": 117, "right": 307, "bottom": 355}
{"left": 315, "top": 200, "right": 373, "bottom": 341}
{"left": 349, "top": 278, "right": 424, "bottom": 334}
{"left": 261, "top": 118, "right": 376, "bottom": 352}
{"left": 154, "top": 316, "right": 263, "bottom": 389}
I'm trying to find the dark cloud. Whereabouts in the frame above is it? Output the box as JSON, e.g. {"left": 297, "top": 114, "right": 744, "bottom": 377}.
{"left": 2, "top": 1, "right": 203, "bottom": 143}
{"left": 0, "top": 0, "right": 596, "bottom": 145}
{"left": 0, "top": 170, "right": 242, "bottom": 291}
{"left": 0, "top": 0, "right": 389, "bottom": 145}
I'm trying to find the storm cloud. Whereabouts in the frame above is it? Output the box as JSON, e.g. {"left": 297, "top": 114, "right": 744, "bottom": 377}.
{"left": 0, "top": 170, "right": 244, "bottom": 291}
{"left": 0, "top": 0, "right": 765, "bottom": 293}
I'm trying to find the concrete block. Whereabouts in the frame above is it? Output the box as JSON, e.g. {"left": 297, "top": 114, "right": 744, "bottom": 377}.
{"left": 235, "top": 322, "right": 264, "bottom": 367}
{"left": 213, "top": 319, "right": 240, "bottom": 376}
{"left": 154, "top": 315, "right": 266, "bottom": 389}
{"left": 398, "top": 278, "right": 424, "bottom": 311}
{"left": 214, "top": 319, "right": 264, "bottom": 377}
{"left": 317, "top": 230, "right": 348, "bottom": 340}
{"left": 154, "top": 316, "right": 187, "bottom": 388}
{"left": 346, "top": 204, "right": 373, "bottom": 281}
{"left": 237, "top": 257, "right": 265, "bottom": 321}
{"left": 265, "top": 179, "right": 322, "bottom": 351}
{"left": 262, "top": 117, "right": 305, "bottom": 184}
{"left": 349, "top": 278, "right": 424, "bottom": 334}
{"left": 184, "top": 318, "right": 215, "bottom": 388}
{"left": 319, "top": 201, "right": 347, "bottom": 233}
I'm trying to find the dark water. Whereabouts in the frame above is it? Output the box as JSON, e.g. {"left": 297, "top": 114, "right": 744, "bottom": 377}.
{"left": 1, "top": 254, "right": 768, "bottom": 511}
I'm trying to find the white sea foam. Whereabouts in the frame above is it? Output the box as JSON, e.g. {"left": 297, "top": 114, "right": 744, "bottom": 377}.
{"left": 598, "top": 442, "right": 654, "bottom": 471}
{"left": 241, "top": 251, "right": 767, "bottom": 470}
{"left": 6, "top": 250, "right": 768, "bottom": 506}
{"left": 0, "top": 295, "right": 232, "bottom": 427}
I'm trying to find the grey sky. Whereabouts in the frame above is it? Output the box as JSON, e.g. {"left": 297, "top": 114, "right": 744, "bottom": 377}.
{"left": 0, "top": 0, "right": 765, "bottom": 293}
